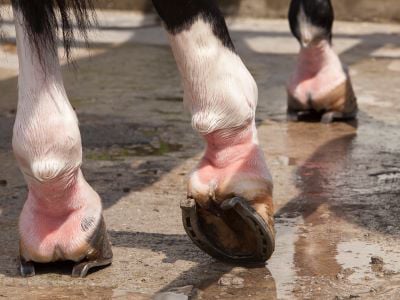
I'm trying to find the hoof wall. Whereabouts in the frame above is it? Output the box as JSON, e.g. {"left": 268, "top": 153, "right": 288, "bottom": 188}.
{"left": 72, "top": 258, "right": 113, "bottom": 278}
{"left": 20, "top": 259, "right": 35, "bottom": 277}
{"left": 19, "top": 216, "right": 113, "bottom": 278}
{"left": 287, "top": 109, "right": 357, "bottom": 123}
{"left": 181, "top": 197, "right": 275, "bottom": 264}
{"left": 72, "top": 215, "right": 113, "bottom": 278}
{"left": 321, "top": 111, "right": 357, "bottom": 124}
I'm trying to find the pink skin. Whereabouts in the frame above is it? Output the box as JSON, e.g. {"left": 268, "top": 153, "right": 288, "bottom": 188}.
{"left": 188, "top": 124, "right": 273, "bottom": 216}
{"left": 12, "top": 8, "right": 102, "bottom": 263}
{"left": 19, "top": 169, "right": 102, "bottom": 263}
{"left": 288, "top": 40, "right": 347, "bottom": 106}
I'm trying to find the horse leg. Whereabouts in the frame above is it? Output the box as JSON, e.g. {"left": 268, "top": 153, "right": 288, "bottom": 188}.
{"left": 287, "top": 0, "right": 357, "bottom": 123}
{"left": 152, "top": 0, "right": 275, "bottom": 263}
{"left": 12, "top": 5, "right": 112, "bottom": 277}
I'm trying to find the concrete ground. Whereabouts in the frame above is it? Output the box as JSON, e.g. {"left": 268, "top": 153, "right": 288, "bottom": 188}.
{"left": 0, "top": 8, "right": 400, "bottom": 300}
{"left": 94, "top": 0, "right": 400, "bottom": 23}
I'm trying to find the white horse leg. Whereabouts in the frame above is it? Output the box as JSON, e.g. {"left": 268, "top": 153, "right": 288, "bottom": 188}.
{"left": 12, "top": 7, "right": 112, "bottom": 277}
{"left": 287, "top": 0, "right": 357, "bottom": 122}
{"left": 153, "top": 0, "right": 275, "bottom": 263}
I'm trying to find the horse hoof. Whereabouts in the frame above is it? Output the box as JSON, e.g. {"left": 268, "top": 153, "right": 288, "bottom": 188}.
{"left": 181, "top": 197, "right": 275, "bottom": 265}
{"left": 19, "top": 216, "right": 113, "bottom": 278}
{"left": 19, "top": 258, "right": 35, "bottom": 277}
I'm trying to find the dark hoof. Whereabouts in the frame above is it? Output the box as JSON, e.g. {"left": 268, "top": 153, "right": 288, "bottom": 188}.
{"left": 72, "top": 215, "right": 113, "bottom": 278}
{"left": 287, "top": 109, "right": 323, "bottom": 122}
{"left": 287, "top": 109, "right": 357, "bottom": 123}
{"left": 19, "top": 258, "right": 35, "bottom": 277}
{"left": 181, "top": 197, "right": 275, "bottom": 265}
{"left": 287, "top": 110, "right": 299, "bottom": 122}
{"left": 71, "top": 258, "right": 113, "bottom": 278}
{"left": 321, "top": 110, "right": 357, "bottom": 124}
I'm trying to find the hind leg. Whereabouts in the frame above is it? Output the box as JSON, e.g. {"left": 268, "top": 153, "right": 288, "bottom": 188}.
{"left": 12, "top": 7, "right": 112, "bottom": 277}
{"left": 153, "top": 0, "right": 275, "bottom": 263}
{"left": 287, "top": 0, "right": 357, "bottom": 123}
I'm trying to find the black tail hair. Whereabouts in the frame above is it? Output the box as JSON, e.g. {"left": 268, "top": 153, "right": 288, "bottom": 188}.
{"left": 11, "top": 0, "right": 95, "bottom": 61}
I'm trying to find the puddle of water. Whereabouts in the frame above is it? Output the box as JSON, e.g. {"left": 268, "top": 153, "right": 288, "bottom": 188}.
{"left": 197, "top": 217, "right": 303, "bottom": 299}
{"left": 336, "top": 240, "right": 400, "bottom": 284}
{"left": 198, "top": 266, "right": 277, "bottom": 299}
{"left": 268, "top": 216, "right": 303, "bottom": 300}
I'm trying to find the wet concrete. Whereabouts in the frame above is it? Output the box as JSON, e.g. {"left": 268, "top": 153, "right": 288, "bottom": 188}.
{"left": 0, "top": 8, "right": 399, "bottom": 300}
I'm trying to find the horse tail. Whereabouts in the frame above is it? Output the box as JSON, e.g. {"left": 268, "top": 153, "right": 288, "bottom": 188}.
{"left": 11, "top": 0, "right": 96, "bottom": 61}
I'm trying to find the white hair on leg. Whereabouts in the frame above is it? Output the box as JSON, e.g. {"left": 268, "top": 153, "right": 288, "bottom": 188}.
{"left": 167, "top": 18, "right": 258, "bottom": 135}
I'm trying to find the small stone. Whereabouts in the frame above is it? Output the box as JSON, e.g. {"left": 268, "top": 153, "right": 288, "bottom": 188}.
{"left": 218, "top": 275, "right": 244, "bottom": 287}
{"left": 319, "top": 213, "right": 330, "bottom": 219}
{"left": 231, "top": 276, "right": 244, "bottom": 286}
{"left": 349, "top": 294, "right": 360, "bottom": 298}
{"left": 370, "top": 256, "right": 384, "bottom": 265}
{"left": 218, "top": 277, "right": 232, "bottom": 287}
{"left": 386, "top": 226, "right": 394, "bottom": 233}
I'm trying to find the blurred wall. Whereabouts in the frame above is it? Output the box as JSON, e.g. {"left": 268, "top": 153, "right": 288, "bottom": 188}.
{"left": 94, "top": 0, "right": 400, "bottom": 23}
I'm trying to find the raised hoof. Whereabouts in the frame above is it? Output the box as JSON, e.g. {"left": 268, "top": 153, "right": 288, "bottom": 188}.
{"left": 19, "top": 258, "right": 35, "bottom": 277}
{"left": 181, "top": 197, "right": 275, "bottom": 265}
